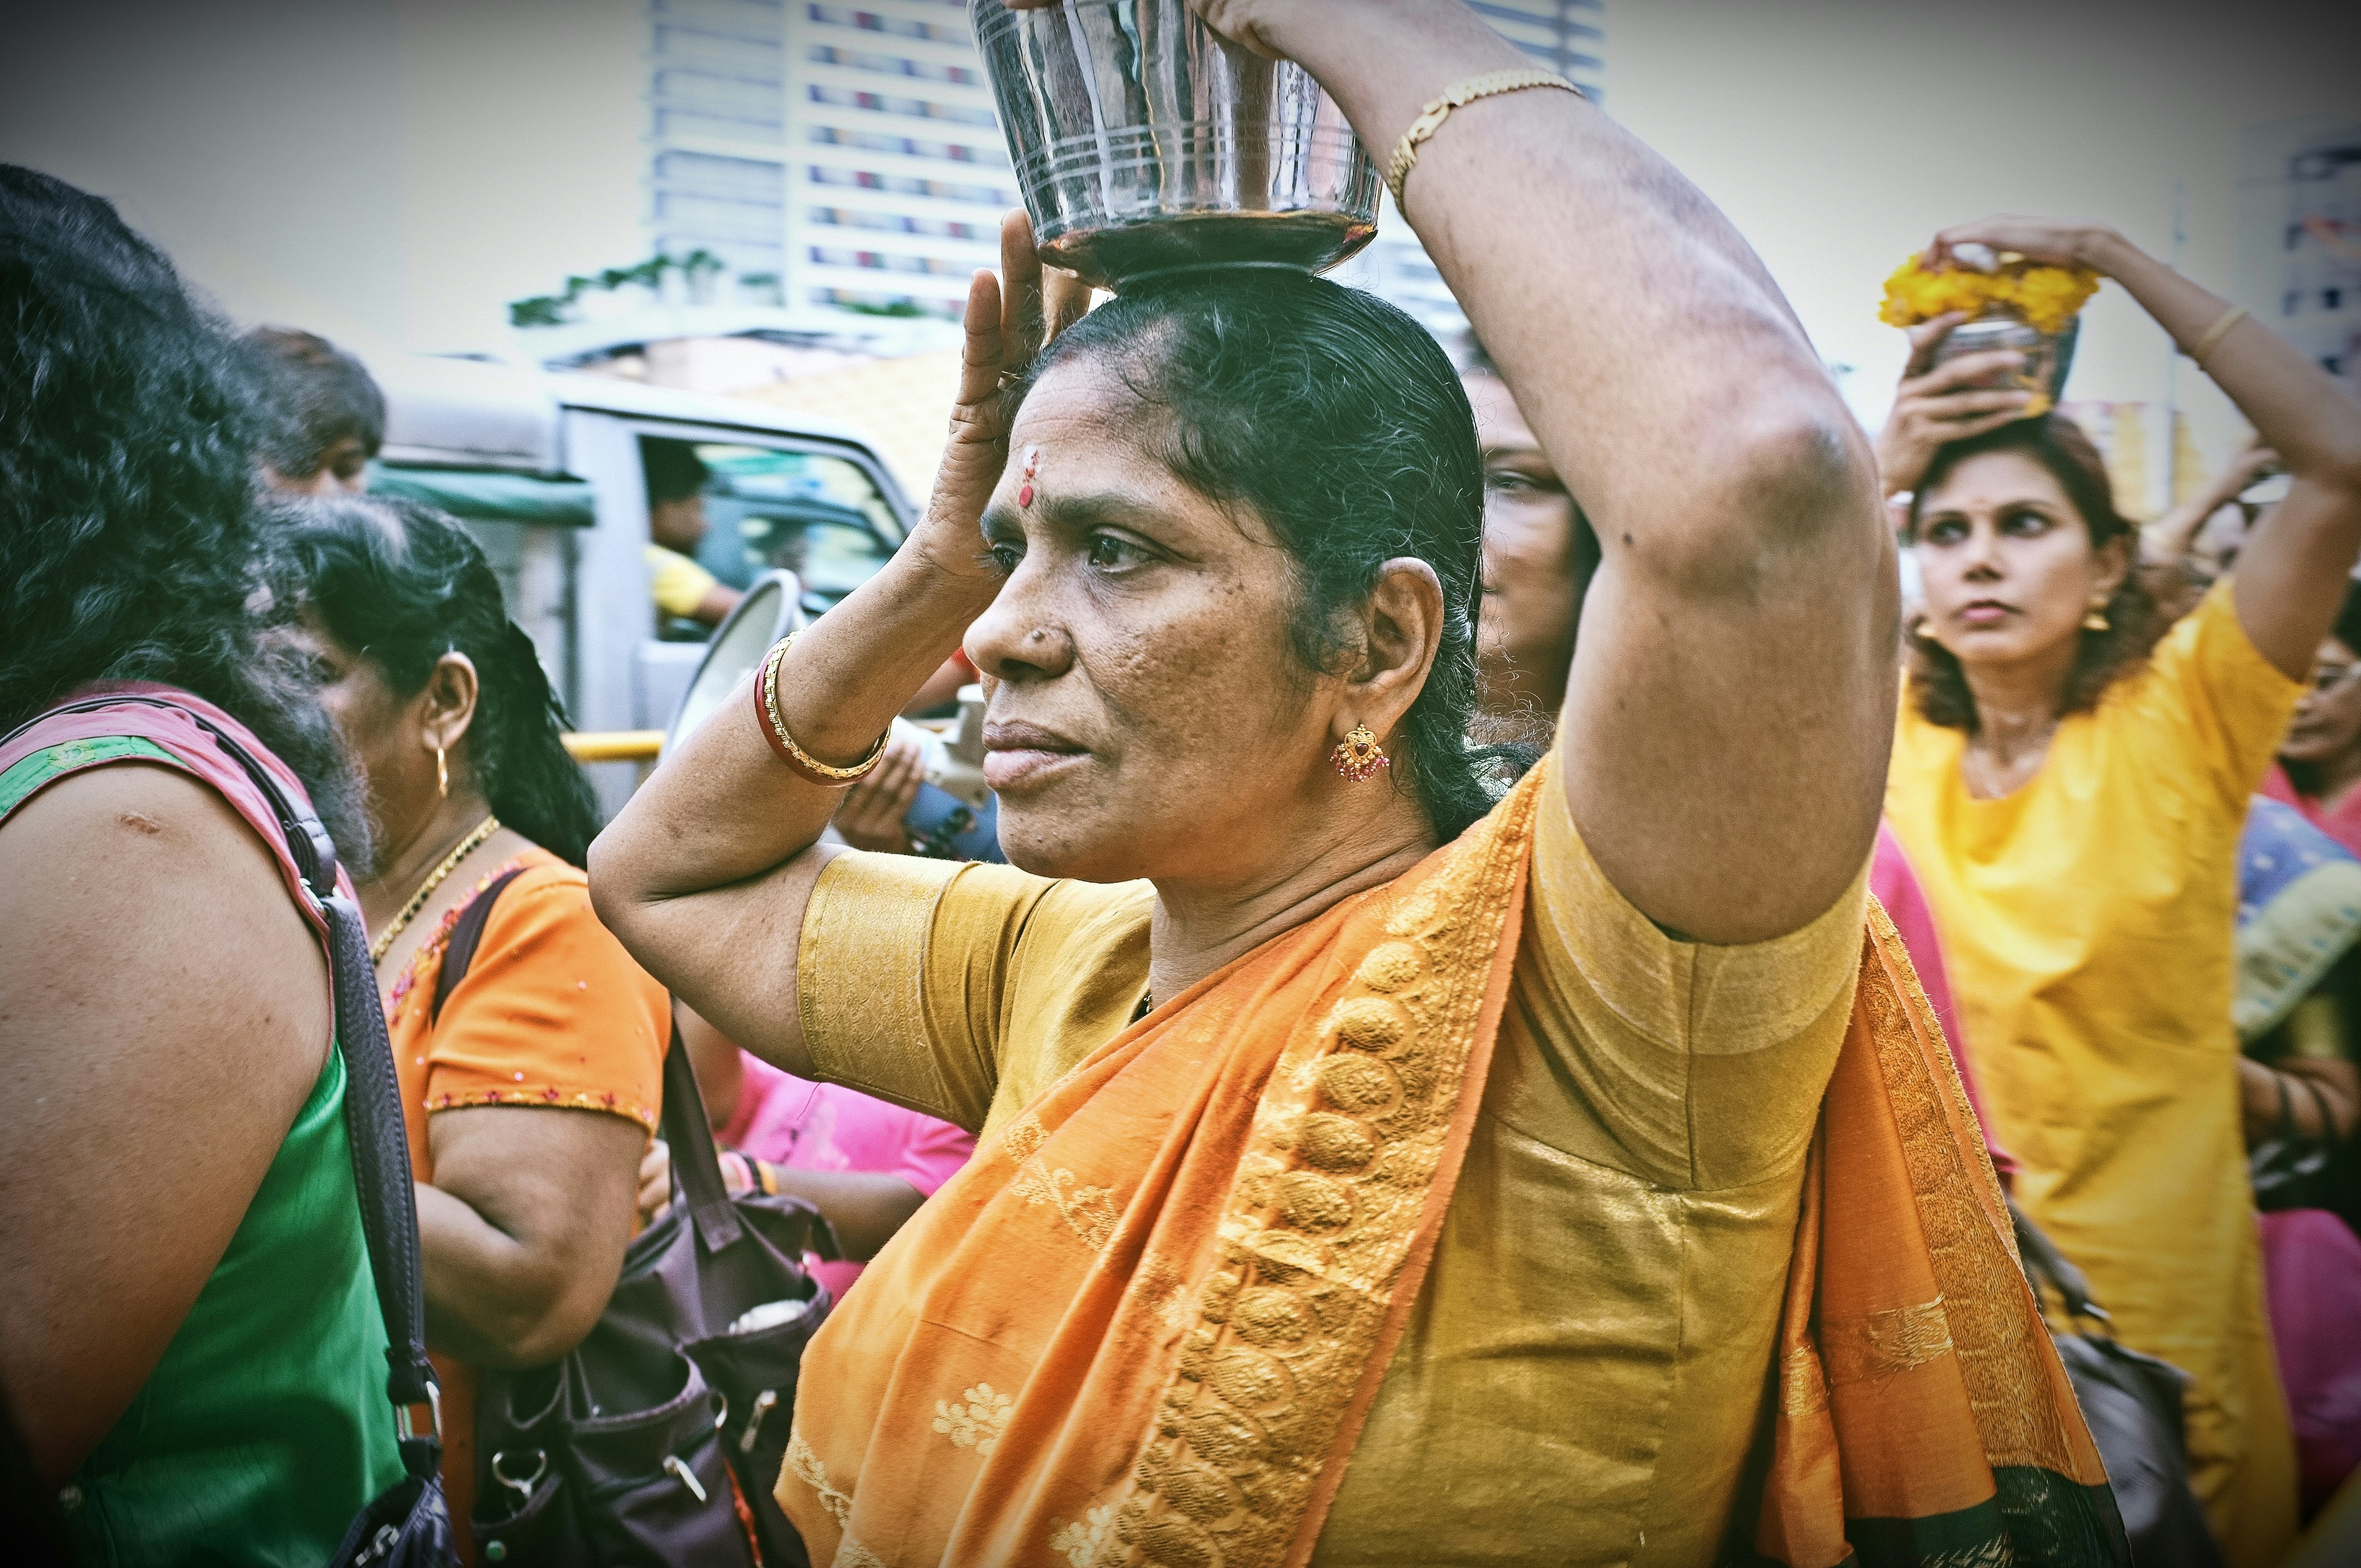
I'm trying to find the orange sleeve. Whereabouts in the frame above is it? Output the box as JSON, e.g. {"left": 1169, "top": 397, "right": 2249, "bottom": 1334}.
{"left": 423, "top": 863, "right": 670, "bottom": 1131}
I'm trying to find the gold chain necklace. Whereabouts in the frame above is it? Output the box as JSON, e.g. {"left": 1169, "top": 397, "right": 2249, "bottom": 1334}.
{"left": 370, "top": 814, "right": 501, "bottom": 962}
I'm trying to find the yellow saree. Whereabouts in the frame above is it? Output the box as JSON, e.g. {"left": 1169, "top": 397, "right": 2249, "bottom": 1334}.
{"left": 781, "top": 765, "right": 2124, "bottom": 1567}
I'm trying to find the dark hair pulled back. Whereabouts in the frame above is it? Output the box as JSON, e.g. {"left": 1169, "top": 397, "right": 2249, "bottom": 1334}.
{"left": 1904, "top": 413, "right": 2168, "bottom": 731}
{"left": 285, "top": 497, "right": 600, "bottom": 866}
{"left": 0, "top": 164, "right": 368, "bottom": 856}
{"left": 1021, "top": 269, "right": 1517, "bottom": 841}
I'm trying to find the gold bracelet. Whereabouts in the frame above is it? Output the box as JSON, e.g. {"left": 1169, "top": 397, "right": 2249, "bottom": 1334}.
{"left": 1385, "top": 69, "right": 1580, "bottom": 214}
{"left": 753, "top": 632, "right": 890, "bottom": 786}
{"left": 2188, "top": 304, "right": 2248, "bottom": 367}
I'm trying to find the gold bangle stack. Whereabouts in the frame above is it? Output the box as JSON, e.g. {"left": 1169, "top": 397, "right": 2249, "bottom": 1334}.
{"left": 754, "top": 632, "right": 890, "bottom": 787}
{"left": 1385, "top": 69, "right": 1581, "bottom": 214}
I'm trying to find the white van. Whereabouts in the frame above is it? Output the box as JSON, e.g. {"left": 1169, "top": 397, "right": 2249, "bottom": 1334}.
{"left": 362, "top": 354, "right": 915, "bottom": 817}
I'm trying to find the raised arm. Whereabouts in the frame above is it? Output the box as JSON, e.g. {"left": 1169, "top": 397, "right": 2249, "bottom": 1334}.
{"left": 587, "top": 218, "right": 1088, "bottom": 1071}
{"left": 1199, "top": 0, "right": 1894, "bottom": 941}
{"left": 1927, "top": 216, "right": 2361, "bottom": 679}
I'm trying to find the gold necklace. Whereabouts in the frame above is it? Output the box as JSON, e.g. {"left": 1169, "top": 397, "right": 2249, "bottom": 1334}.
{"left": 370, "top": 814, "right": 500, "bottom": 962}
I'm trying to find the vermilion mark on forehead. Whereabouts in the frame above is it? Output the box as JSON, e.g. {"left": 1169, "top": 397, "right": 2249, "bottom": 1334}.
{"left": 1018, "top": 445, "right": 1040, "bottom": 509}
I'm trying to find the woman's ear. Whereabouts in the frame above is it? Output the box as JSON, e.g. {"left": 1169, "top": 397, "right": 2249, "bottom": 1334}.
{"left": 419, "top": 651, "right": 481, "bottom": 755}
{"left": 1341, "top": 558, "right": 1445, "bottom": 743}
{"left": 2092, "top": 533, "right": 2135, "bottom": 600}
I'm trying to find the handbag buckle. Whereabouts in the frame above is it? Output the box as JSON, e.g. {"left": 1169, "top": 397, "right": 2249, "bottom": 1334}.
{"left": 741, "top": 1389, "right": 779, "bottom": 1454}
{"left": 397, "top": 1381, "right": 443, "bottom": 1443}
{"left": 663, "top": 1454, "right": 709, "bottom": 1505}
{"left": 491, "top": 1449, "right": 548, "bottom": 1509}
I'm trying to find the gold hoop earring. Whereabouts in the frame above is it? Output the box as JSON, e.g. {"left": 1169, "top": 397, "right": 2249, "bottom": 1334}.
{"left": 1331, "top": 723, "right": 1389, "bottom": 783}
{"left": 2082, "top": 598, "right": 2111, "bottom": 633}
{"left": 437, "top": 744, "right": 449, "bottom": 798}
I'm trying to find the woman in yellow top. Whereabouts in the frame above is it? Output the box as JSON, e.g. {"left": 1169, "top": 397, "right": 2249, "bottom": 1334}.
{"left": 594, "top": 4, "right": 2117, "bottom": 1564}
{"left": 1879, "top": 215, "right": 2361, "bottom": 1566}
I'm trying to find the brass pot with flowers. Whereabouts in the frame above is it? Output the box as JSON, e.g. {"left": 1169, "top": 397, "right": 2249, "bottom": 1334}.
{"left": 1880, "top": 244, "right": 2101, "bottom": 418}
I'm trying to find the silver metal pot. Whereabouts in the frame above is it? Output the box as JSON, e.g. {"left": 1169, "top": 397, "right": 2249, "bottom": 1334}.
{"left": 969, "top": 0, "right": 1380, "bottom": 288}
{"left": 1930, "top": 308, "right": 2080, "bottom": 407}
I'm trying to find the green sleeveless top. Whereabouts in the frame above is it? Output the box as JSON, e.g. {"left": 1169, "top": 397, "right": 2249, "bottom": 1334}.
{"left": 0, "top": 737, "right": 406, "bottom": 1566}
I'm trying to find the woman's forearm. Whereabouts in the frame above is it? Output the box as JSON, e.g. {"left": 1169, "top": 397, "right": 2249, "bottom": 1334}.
{"left": 2098, "top": 235, "right": 2361, "bottom": 487}
{"left": 416, "top": 1181, "right": 598, "bottom": 1369}
{"left": 597, "top": 548, "right": 993, "bottom": 905}
{"left": 759, "top": 1165, "right": 927, "bottom": 1261}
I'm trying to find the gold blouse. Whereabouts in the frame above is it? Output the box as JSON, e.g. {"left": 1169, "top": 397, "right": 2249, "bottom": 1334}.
{"left": 798, "top": 771, "right": 1865, "bottom": 1563}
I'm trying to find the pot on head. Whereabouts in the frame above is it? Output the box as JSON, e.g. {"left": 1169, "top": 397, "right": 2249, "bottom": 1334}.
{"left": 1931, "top": 308, "right": 2080, "bottom": 412}
{"left": 970, "top": 0, "right": 1381, "bottom": 288}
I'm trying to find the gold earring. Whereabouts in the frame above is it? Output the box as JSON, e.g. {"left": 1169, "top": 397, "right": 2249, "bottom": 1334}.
{"left": 2082, "top": 597, "right": 2110, "bottom": 633}
{"left": 1331, "top": 723, "right": 1389, "bottom": 783}
{"left": 436, "top": 744, "right": 449, "bottom": 798}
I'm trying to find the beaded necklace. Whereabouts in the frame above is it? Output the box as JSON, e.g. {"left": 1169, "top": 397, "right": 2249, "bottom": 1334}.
{"left": 369, "top": 814, "right": 500, "bottom": 962}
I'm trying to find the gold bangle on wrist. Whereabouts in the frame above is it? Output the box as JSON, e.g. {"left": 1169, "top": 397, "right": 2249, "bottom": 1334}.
{"left": 1385, "top": 69, "right": 1581, "bottom": 214}
{"left": 2188, "top": 305, "right": 2248, "bottom": 367}
{"left": 751, "top": 632, "right": 890, "bottom": 787}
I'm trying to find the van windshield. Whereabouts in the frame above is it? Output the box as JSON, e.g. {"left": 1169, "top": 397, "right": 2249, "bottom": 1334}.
{"left": 695, "top": 444, "right": 902, "bottom": 609}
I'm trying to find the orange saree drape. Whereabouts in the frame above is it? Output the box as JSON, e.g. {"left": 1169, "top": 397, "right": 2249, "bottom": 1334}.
{"left": 781, "top": 766, "right": 2126, "bottom": 1568}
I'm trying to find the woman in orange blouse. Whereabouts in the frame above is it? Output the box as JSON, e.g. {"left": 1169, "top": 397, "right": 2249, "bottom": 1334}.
{"left": 289, "top": 497, "right": 671, "bottom": 1554}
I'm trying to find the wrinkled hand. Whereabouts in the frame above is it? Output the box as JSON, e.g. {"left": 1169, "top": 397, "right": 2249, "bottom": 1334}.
{"left": 1924, "top": 215, "right": 2125, "bottom": 276}
{"left": 637, "top": 1138, "right": 672, "bottom": 1226}
{"left": 833, "top": 734, "right": 926, "bottom": 854}
{"left": 1874, "top": 312, "right": 2038, "bottom": 497}
{"left": 913, "top": 209, "right": 1092, "bottom": 582}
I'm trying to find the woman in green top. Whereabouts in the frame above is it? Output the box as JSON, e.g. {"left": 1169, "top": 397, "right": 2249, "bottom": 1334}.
{"left": 0, "top": 166, "right": 404, "bottom": 1565}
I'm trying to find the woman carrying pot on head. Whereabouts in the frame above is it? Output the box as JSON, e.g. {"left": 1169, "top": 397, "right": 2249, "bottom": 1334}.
{"left": 593, "top": 3, "right": 2119, "bottom": 1562}
{"left": 285, "top": 497, "right": 671, "bottom": 1556}
{"left": 1879, "top": 215, "right": 2361, "bottom": 1566}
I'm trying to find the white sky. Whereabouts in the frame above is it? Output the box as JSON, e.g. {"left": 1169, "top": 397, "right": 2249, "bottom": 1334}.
{"left": 3, "top": 0, "right": 2356, "bottom": 466}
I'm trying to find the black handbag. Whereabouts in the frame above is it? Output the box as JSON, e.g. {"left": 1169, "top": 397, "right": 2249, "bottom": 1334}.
{"left": 2010, "top": 1202, "right": 2223, "bottom": 1568}
{"left": 433, "top": 876, "right": 838, "bottom": 1567}
{"left": 17, "top": 698, "right": 461, "bottom": 1568}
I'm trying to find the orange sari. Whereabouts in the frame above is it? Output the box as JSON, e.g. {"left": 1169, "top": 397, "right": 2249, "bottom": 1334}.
{"left": 782, "top": 765, "right": 2125, "bottom": 1567}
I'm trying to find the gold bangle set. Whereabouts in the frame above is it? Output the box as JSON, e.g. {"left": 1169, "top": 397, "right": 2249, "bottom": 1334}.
{"left": 1385, "top": 69, "right": 1581, "bottom": 214}
{"left": 756, "top": 631, "right": 890, "bottom": 787}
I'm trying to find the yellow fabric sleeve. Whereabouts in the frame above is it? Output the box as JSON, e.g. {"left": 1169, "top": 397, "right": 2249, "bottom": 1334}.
{"left": 2142, "top": 578, "right": 2308, "bottom": 816}
{"left": 644, "top": 544, "right": 719, "bottom": 619}
{"left": 798, "top": 852, "right": 983, "bottom": 1125}
{"left": 1512, "top": 766, "right": 1868, "bottom": 1190}
{"left": 798, "top": 851, "right": 1151, "bottom": 1134}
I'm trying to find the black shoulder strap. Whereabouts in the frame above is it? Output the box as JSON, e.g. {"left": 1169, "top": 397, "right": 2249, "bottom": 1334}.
{"left": 2008, "top": 1195, "right": 2108, "bottom": 1327}
{"left": 659, "top": 1025, "right": 747, "bottom": 1254}
{"left": 429, "top": 867, "right": 529, "bottom": 1027}
{"left": 6, "top": 696, "right": 443, "bottom": 1479}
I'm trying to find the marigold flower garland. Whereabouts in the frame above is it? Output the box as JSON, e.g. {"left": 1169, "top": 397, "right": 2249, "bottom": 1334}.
{"left": 1878, "top": 253, "right": 2101, "bottom": 336}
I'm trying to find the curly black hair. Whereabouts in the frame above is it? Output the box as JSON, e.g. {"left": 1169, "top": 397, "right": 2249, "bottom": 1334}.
{"left": 0, "top": 165, "right": 366, "bottom": 857}
{"left": 1019, "top": 269, "right": 1530, "bottom": 842}
{"left": 282, "top": 497, "right": 601, "bottom": 867}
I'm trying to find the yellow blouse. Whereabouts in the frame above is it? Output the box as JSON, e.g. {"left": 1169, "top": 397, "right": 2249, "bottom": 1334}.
{"left": 1883, "top": 580, "right": 2303, "bottom": 1567}
{"left": 798, "top": 772, "right": 1865, "bottom": 1564}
